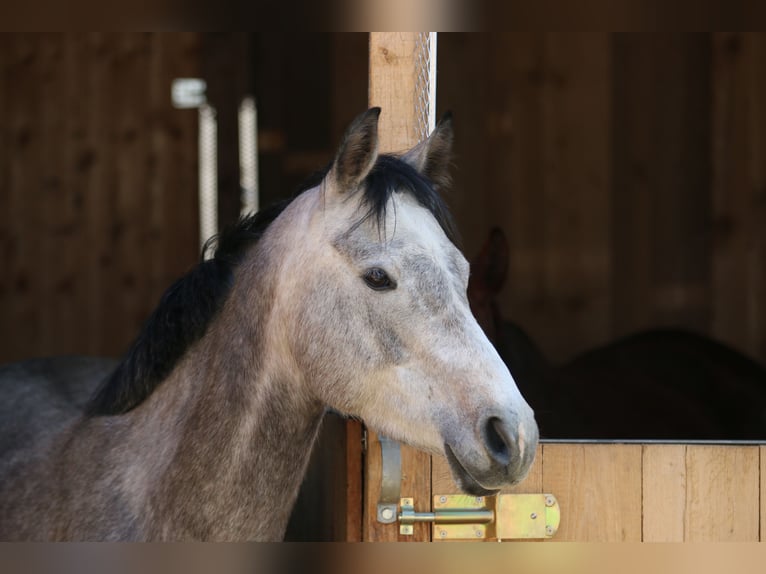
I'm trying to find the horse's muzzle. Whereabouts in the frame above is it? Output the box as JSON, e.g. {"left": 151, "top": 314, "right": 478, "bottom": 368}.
{"left": 444, "top": 414, "right": 539, "bottom": 495}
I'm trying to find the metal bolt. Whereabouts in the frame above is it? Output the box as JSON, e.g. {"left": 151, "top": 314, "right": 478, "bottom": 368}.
{"left": 546, "top": 525, "right": 554, "bottom": 536}
{"left": 380, "top": 507, "right": 394, "bottom": 521}
{"left": 545, "top": 496, "right": 555, "bottom": 507}
{"left": 439, "top": 530, "right": 447, "bottom": 538}
{"left": 475, "top": 530, "right": 483, "bottom": 538}
{"left": 439, "top": 496, "right": 447, "bottom": 504}
{"left": 530, "top": 512, "right": 538, "bottom": 520}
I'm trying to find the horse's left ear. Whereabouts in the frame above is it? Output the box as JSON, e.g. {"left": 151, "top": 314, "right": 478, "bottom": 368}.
{"left": 402, "top": 111, "right": 454, "bottom": 190}
{"left": 328, "top": 107, "right": 381, "bottom": 194}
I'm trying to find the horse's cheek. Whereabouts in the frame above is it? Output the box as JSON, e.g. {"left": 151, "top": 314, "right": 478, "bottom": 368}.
{"left": 292, "top": 279, "right": 368, "bottom": 383}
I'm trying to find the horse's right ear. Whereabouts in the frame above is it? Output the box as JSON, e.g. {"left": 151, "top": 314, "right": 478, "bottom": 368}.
{"left": 402, "top": 111, "right": 454, "bottom": 191}
{"left": 327, "top": 107, "right": 381, "bottom": 194}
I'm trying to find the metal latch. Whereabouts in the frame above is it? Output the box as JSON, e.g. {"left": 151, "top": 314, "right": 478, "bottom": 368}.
{"left": 398, "top": 493, "right": 560, "bottom": 540}
{"left": 376, "top": 436, "right": 402, "bottom": 524}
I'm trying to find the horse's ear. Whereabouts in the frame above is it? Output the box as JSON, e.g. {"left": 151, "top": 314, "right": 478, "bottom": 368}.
{"left": 402, "top": 111, "right": 454, "bottom": 190}
{"left": 328, "top": 107, "right": 381, "bottom": 194}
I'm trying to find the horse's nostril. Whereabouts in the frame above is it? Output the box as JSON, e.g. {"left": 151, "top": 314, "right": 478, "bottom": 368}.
{"left": 483, "top": 416, "right": 512, "bottom": 466}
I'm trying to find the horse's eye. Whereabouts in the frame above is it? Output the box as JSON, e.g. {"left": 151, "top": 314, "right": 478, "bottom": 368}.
{"left": 363, "top": 267, "right": 396, "bottom": 291}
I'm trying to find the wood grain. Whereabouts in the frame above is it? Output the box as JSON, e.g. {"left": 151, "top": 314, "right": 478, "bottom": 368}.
{"left": 711, "top": 33, "right": 766, "bottom": 361}
{"left": 498, "top": 33, "right": 613, "bottom": 363}
{"left": 344, "top": 420, "right": 364, "bottom": 542}
{"left": 684, "top": 445, "right": 760, "bottom": 541}
{"left": 0, "top": 33, "right": 201, "bottom": 363}
{"left": 541, "top": 443, "right": 642, "bottom": 541}
{"left": 761, "top": 445, "right": 766, "bottom": 541}
{"left": 642, "top": 444, "right": 687, "bottom": 541}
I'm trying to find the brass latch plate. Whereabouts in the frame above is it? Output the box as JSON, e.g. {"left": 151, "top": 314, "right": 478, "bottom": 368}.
{"left": 399, "top": 493, "right": 560, "bottom": 541}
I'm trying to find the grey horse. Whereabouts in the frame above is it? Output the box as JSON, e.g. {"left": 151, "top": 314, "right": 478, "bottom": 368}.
{"left": 0, "top": 109, "right": 538, "bottom": 541}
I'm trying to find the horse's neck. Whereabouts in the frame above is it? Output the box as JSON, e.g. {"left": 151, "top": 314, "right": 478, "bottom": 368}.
{"left": 123, "top": 283, "right": 324, "bottom": 541}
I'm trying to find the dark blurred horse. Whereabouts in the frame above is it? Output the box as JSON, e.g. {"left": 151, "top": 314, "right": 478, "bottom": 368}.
{"left": 468, "top": 227, "right": 766, "bottom": 440}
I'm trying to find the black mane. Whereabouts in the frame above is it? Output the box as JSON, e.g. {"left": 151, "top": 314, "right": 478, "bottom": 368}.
{"left": 86, "top": 154, "right": 457, "bottom": 416}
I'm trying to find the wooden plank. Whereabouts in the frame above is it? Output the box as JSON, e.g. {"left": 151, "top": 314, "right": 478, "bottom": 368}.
{"left": 115, "top": 34, "right": 152, "bottom": 349}
{"left": 364, "top": 33, "right": 431, "bottom": 542}
{"left": 81, "top": 32, "right": 111, "bottom": 356}
{"left": 59, "top": 34, "right": 91, "bottom": 358}
{"left": 36, "top": 34, "right": 62, "bottom": 355}
{"left": 711, "top": 33, "right": 766, "bottom": 363}
{"left": 368, "top": 33, "right": 419, "bottom": 152}
{"left": 642, "top": 444, "right": 686, "bottom": 541}
{"left": 0, "top": 35, "right": 7, "bottom": 339}
{"left": 611, "top": 34, "right": 713, "bottom": 338}
{"left": 3, "top": 34, "right": 44, "bottom": 362}
{"left": 344, "top": 420, "right": 364, "bottom": 541}
{"left": 610, "top": 34, "right": 655, "bottom": 339}
{"left": 541, "top": 443, "right": 642, "bottom": 541}
{"left": 498, "top": 34, "right": 612, "bottom": 364}
{"left": 539, "top": 33, "right": 612, "bottom": 360}
{"left": 684, "top": 445, "right": 760, "bottom": 541}
{"left": 761, "top": 445, "right": 766, "bottom": 541}
{"left": 650, "top": 35, "right": 712, "bottom": 331}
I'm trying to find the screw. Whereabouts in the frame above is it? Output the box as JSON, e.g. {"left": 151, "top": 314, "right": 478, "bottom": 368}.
{"left": 545, "top": 496, "right": 555, "bottom": 507}
{"left": 439, "top": 496, "right": 447, "bottom": 504}
{"left": 475, "top": 530, "right": 483, "bottom": 538}
{"left": 476, "top": 497, "right": 483, "bottom": 503}
{"left": 530, "top": 512, "right": 538, "bottom": 520}
{"left": 546, "top": 525, "right": 554, "bottom": 536}
{"left": 380, "top": 507, "right": 394, "bottom": 521}
{"left": 440, "top": 530, "right": 447, "bottom": 538}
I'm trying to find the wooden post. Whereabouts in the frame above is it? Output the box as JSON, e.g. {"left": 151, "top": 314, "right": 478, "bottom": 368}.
{"left": 363, "top": 32, "right": 432, "bottom": 542}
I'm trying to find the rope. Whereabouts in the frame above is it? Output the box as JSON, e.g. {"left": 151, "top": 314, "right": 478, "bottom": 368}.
{"left": 239, "top": 96, "right": 259, "bottom": 216}
{"left": 414, "top": 32, "right": 438, "bottom": 141}
{"left": 198, "top": 104, "right": 218, "bottom": 257}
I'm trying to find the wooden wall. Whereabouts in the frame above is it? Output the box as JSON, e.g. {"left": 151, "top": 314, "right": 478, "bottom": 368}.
{"left": 433, "top": 442, "right": 765, "bottom": 542}
{"left": 6, "top": 33, "right": 761, "bottom": 371}
{"left": 439, "top": 33, "right": 766, "bottom": 365}
{"left": 0, "top": 33, "right": 201, "bottom": 363}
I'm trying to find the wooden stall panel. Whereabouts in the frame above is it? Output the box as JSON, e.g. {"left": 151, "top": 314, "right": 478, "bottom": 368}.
{"left": 542, "top": 443, "right": 642, "bottom": 541}
{"left": 711, "top": 33, "right": 766, "bottom": 363}
{"left": 0, "top": 33, "right": 200, "bottom": 363}
{"left": 611, "top": 35, "right": 713, "bottom": 337}
{"left": 761, "top": 445, "right": 766, "bottom": 540}
{"left": 642, "top": 445, "right": 687, "bottom": 541}
{"left": 684, "top": 445, "right": 760, "bottom": 541}
{"left": 433, "top": 443, "right": 763, "bottom": 542}
{"left": 500, "top": 33, "right": 613, "bottom": 363}
{"left": 643, "top": 445, "right": 760, "bottom": 542}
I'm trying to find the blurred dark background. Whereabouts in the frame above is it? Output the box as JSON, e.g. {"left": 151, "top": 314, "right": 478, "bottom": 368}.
{"left": 1, "top": 33, "right": 763, "bottom": 368}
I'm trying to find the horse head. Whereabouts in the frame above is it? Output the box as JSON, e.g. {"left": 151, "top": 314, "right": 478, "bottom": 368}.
{"left": 270, "top": 109, "right": 538, "bottom": 494}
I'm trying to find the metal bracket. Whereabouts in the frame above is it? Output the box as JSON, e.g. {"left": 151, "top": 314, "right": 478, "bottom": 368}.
{"left": 399, "top": 493, "right": 561, "bottom": 540}
{"left": 376, "top": 435, "right": 402, "bottom": 524}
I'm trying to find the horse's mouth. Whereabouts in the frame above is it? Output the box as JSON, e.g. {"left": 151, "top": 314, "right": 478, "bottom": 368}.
{"left": 444, "top": 444, "right": 500, "bottom": 497}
